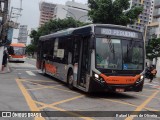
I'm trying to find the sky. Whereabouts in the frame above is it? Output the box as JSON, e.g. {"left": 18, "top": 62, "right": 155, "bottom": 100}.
{"left": 10, "top": 0, "right": 88, "bottom": 44}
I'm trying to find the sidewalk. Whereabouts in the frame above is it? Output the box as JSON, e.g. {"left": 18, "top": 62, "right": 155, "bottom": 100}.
{"left": 0, "top": 64, "right": 11, "bottom": 74}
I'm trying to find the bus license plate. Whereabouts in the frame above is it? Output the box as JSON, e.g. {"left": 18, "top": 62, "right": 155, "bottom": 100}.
{"left": 116, "top": 88, "right": 124, "bottom": 92}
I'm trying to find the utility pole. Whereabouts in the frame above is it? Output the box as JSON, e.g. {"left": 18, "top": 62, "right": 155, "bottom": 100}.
{"left": 0, "top": 0, "right": 9, "bottom": 71}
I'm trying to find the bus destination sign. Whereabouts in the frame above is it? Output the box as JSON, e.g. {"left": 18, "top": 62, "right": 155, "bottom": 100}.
{"left": 101, "top": 28, "right": 138, "bottom": 38}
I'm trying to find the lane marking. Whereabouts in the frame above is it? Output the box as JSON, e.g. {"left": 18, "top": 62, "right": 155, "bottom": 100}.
{"left": 21, "top": 79, "right": 78, "bottom": 94}
{"left": 103, "top": 98, "right": 158, "bottom": 111}
{"left": 34, "top": 100, "right": 94, "bottom": 120}
{"left": 126, "top": 92, "right": 160, "bottom": 100}
{"left": 37, "top": 95, "right": 84, "bottom": 110}
{"left": 21, "top": 79, "right": 44, "bottom": 86}
{"left": 16, "top": 79, "right": 45, "bottom": 120}
{"left": 50, "top": 106, "right": 94, "bottom": 120}
{"left": 23, "top": 79, "right": 56, "bottom": 82}
{"left": 125, "top": 90, "right": 159, "bottom": 120}
{"left": 143, "top": 88, "right": 157, "bottom": 92}
{"left": 27, "top": 85, "right": 62, "bottom": 91}
{"left": 104, "top": 98, "right": 138, "bottom": 107}
{"left": 26, "top": 71, "right": 36, "bottom": 76}
{"left": 50, "top": 87, "right": 78, "bottom": 93}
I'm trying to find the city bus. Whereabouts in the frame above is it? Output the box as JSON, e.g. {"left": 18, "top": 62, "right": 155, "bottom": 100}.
{"left": 7, "top": 43, "right": 26, "bottom": 62}
{"left": 36, "top": 24, "right": 145, "bottom": 92}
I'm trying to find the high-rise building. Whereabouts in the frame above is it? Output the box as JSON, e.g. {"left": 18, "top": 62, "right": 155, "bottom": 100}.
{"left": 129, "top": 0, "right": 154, "bottom": 32}
{"left": 53, "top": 1, "right": 90, "bottom": 23}
{"left": 39, "top": 1, "right": 56, "bottom": 26}
{"left": 148, "top": 0, "right": 160, "bottom": 39}
{"left": 18, "top": 25, "right": 28, "bottom": 44}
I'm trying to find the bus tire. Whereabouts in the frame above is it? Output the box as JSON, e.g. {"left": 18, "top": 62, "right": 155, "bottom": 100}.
{"left": 67, "top": 70, "right": 74, "bottom": 90}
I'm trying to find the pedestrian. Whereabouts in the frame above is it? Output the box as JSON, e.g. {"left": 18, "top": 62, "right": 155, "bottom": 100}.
{"left": 1, "top": 50, "right": 8, "bottom": 71}
{"left": 149, "top": 65, "right": 157, "bottom": 83}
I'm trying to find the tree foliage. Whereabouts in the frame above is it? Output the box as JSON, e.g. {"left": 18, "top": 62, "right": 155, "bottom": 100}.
{"left": 29, "top": 17, "right": 87, "bottom": 52}
{"left": 146, "top": 38, "right": 160, "bottom": 60}
{"left": 88, "top": 0, "right": 143, "bottom": 25}
{"left": 26, "top": 44, "right": 36, "bottom": 55}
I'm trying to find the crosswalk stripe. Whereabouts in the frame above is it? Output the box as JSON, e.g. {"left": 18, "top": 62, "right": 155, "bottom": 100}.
{"left": 26, "top": 71, "right": 36, "bottom": 76}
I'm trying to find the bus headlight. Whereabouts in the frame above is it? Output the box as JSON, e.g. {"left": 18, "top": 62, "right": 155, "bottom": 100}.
{"left": 136, "top": 75, "right": 144, "bottom": 84}
{"left": 140, "top": 75, "right": 144, "bottom": 80}
{"left": 93, "top": 72, "right": 105, "bottom": 83}
{"left": 94, "top": 74, "right": 99, "bottom": 79}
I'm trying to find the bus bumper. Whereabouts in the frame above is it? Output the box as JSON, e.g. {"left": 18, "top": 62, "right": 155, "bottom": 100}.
{"left": 9, "top": 57, "right": 26, "bottom": 62}
{"left": 91, "top": 77, "right": 144, "bottom": 92}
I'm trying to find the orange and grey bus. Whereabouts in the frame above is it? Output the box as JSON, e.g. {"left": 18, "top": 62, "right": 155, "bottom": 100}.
{"left": 8, "top": 43, "right": 26, "bottom": 62}
{"left": 36, "top": 24, "right": 145, "bottom": 92}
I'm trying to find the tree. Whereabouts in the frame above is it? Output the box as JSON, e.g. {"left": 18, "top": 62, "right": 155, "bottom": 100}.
{"left": 88, "top": 0, "right": 143, "bottom": 25}
{"left": 29, "top": 17, "right": 87, "bottom": 52}
{"left": 26, "top": 44, "right": 36, "bottom": 56}
{"left": 146, "top": 38, "right": 160, "bottom": 63}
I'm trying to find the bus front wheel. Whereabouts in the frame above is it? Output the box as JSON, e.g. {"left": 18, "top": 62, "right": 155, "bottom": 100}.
{"left": 67, "top": 70, "right": 74, "bottom": 90}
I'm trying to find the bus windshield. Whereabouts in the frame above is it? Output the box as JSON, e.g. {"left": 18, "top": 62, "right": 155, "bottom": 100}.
{"left": 8, "top": 46, "right": 25, "bottom": 55}
{"left": 96, "top": 37, "right": 144, "bottom": 70}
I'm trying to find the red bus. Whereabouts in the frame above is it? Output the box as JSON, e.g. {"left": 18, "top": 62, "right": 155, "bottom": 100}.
{"left": 8, "top": 43, "right": 26, "bottom": 62}
{"left": 36, "top": 24, "right": 145, "bottom": 92}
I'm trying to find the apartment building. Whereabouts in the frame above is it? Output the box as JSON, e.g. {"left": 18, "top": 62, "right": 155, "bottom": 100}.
{"left": 53, "top": 1, "right": 90, "bottom": 23}
{"left": 129, "top": 0, "right": 154, "bottom": 33}
{"left": 18, "top": 25, "right": 28, "bottom": 44}
{"left": 148, "top": 0, "right": 160, "bottom": 39}
{"left": 39, "top": 1, "right": 56, "bottom": 26}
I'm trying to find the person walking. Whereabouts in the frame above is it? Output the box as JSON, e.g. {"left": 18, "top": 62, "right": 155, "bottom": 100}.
{"left": 1, "top": 50, "right": 8, "bottom": 71}
{"left": 149, "top": 65, "right": 157, "bottom": 83}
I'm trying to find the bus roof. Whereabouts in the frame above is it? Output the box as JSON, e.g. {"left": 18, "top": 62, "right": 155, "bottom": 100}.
{"left": 10, "top": 43, "right": 26, "bottom": 47}
{"left": 39, "top": 24, "right": 142, "bottom": 41}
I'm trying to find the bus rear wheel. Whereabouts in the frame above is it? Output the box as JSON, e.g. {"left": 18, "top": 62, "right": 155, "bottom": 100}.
{"left": 67, "top": 71, "right": 74, "bottom": 90}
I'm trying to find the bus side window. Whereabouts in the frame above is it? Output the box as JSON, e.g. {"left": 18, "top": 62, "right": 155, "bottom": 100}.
{"left": 73, "top": 38, "right": 80, "bottom": 64}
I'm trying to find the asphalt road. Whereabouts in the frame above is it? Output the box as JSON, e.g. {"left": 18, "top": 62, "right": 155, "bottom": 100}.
{"left": 5, "top": 58, "right": 160, "bottom": 120}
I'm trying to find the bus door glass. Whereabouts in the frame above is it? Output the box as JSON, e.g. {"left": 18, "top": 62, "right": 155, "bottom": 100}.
{"left": 74, "top": 36, "right": 90, "bottom": 87}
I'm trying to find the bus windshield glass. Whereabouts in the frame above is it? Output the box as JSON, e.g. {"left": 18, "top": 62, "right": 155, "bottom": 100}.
{"left": 8, "top": 46, "right": 25, "bottom": 55}
{"left": 96, "top": 38, "right": 144, "bottom": 70}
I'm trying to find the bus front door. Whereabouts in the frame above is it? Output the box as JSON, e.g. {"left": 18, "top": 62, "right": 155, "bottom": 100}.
{"left": 74, "top": 37, "right": 90, "bottom": 88}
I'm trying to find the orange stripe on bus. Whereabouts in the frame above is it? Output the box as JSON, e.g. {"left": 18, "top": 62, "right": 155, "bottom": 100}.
{"left": 11, "top": 55, "right": 24, "bottom": 58}
{"left": 100, "top": 74, "right": 141, "bottom": 84}
{"left": 10, "top": 43, "right": 26, "bottom": 47}
{"left": 45, "top": 63, "right": 57, "bottom": 74}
